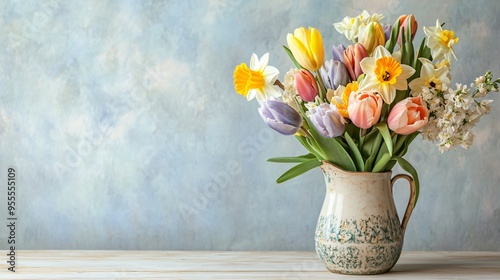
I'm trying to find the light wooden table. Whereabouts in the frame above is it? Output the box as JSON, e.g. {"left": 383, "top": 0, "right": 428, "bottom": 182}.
{"left": 0, "top": 251, "right": 499, "bottom": 279}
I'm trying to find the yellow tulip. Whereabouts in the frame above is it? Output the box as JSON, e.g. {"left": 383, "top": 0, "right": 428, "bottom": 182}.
{"left": 358, "top": 22, "right": 386, "bottom": 55}
{"left": 287, "top": 27, "right": 324, "bottom": 72}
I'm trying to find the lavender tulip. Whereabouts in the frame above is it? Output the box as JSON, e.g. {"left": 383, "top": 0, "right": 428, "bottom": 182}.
{"left": 308, "top": 103, "right": 345, "bottom": 138}
{"left": 383, "top": 24, "right": 392, "bottom": 42}
{"left": 320, "top": 60, "right": 350, "bottom": 90}
{"left": 258, "top": 99, "right": 302, "bottom": 135}
{"left": 332, "top": 44, "right": 345, "bottom": 62}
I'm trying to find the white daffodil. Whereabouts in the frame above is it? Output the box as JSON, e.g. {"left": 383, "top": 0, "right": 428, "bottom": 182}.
{"left": 333, "top": 10, "right": 385, "bottom": 42}
{"left": 423, "top": 19, "right": 459, "bottom": 61}
{"left": 233, "top": 53, "right": 281, "bottom": 102}
{"left": 358, "top": 46, "right": 415, "bottom": 104}
{"left": 409, "top": 58, "right": 450, "bottom": 96}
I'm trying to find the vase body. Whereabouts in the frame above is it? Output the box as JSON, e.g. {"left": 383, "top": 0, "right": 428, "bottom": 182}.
{"left": 315, "top": 162, "right": 416, "bottom": 275}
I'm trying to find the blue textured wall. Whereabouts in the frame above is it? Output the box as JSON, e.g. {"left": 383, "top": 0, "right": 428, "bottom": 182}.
{"left": 0, "top": 0, "right": 499, "bottom": 250}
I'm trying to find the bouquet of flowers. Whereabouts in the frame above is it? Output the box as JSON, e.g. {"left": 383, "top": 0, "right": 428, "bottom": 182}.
{"left": 232, "top": 11, "right": 499, "bottom": 205}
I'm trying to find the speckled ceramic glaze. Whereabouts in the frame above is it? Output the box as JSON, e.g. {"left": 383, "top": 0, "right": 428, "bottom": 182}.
{"left": 315, "top": 161, "right": 417, "bottom": 275}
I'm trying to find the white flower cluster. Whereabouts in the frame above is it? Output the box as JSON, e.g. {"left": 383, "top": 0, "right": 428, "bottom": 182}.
{"left": 282, "top": 68, "right": 300, "bottom": 111}
{"left": 420, "top": 71, "right": 499, "bottom": 152}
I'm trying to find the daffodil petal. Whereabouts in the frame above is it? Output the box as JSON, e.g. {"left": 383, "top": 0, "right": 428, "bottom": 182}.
{"left": 379, "top": 84, "right": 395, "bottom": 104}
{"left": 400, "top": 64, "right": 416, "bottom": 78}
{"left": 256, "top": 53, "right": 270, "bottom": 71}
{"left": 263, "top": 66, "right": 279, "bottom": 84}
{"left": 358, "top": 75, "right": 379, "bottom": 92}
{"left": 249, "top": 53, "right": 258, "bottom": 70}
{"left": 360, "top": 57, "right": 376, "bottom": 73}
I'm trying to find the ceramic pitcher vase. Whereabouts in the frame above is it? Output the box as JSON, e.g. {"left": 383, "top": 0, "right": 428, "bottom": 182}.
{"left": 315, "top": 161, "right": 417, "bottom": 275}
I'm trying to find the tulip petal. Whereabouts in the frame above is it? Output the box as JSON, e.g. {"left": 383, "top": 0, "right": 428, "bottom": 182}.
{"left": 258, "top": 99, "right": 302, "bottom": 135}
{"left": 310, "top": 28, "right": 324, "bottom": 70}
{"left": 388, "top": 97, "right": 428, "bottom": 135}
{"left": 267, "top": 121, "right": 301, "bottom": 135}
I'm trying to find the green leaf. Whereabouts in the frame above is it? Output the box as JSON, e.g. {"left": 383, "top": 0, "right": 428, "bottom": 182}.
{"left": 372, "top": 152, "right": 392, "bottom": 172}
{"left": 404, "top": 19, "right": 414, "bottom": 68}
{"left": 384, "top": 159, "right": 397, "bottom": 171}
{"left": 267, "top": 153, "right": 316, "bottom": 163}
{"left": 296, "top": 108, "right": 356, "bottom": 171}
{"left": 364, "top": 132, "right": 382, "bottom": 171}
{"left": 398, "top": 132, "right": 419, "bottom": 157}
{"left": 295, "top": 135, "right": 323, "bottom": 159}
{"left": 345, "top": 123, "right": 360, "bottom": 141}
{"left": 361, "top": 128, "right": 377, "bottom": 157}
{"left": 344, "top": 132, "right": 364, "bottom": 171}
{"left": 276, "top": 158, "right": 322, "bottom": 183}
{"left": 283, "top": 45, "right": 302, "bottom": 69}
{"left": 392, "top": 156, "right": 420, "bottom": 207}
{"left": 358, "top": 128, "right": 364, "bottom": 151}
{"left": 374, "top": 123, "right": 393, "bottom": 156}
{"left": 411, "top": 38, "right": 432, "bottom": 82}
{"left": 385, "top": 19, "right": 400, "bottom": 53}
{"left": 315, "top": 70, "right": 327, "bottom": 102}
{"left": 392, "top": 89, "right": 409, "bottom": 109}
{"left": 400, "top": 28, "right": 409, "bottom": 65}
{"left": 307, "top": 127, "right": 356, "bottom": 171}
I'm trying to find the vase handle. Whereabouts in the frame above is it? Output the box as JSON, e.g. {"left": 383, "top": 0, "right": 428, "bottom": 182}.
{"left": 391, "top": 174, "right": 417, "bottom": 236}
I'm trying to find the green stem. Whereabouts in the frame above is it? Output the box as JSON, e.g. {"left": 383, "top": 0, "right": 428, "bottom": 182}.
{"left": 316, "top": 70, "right": 327, "bottom": 101}
{"left": 300, "top": 127, "right": 312, "bottom": 138}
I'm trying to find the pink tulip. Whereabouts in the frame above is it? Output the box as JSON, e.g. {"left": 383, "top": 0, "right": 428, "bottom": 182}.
{"left": 347, "top": 91, "right": 383, "bottom": 129}
{"left": 388, "top": 96, "right": 429, "bottom": 135}
{"left": 397, "top": 14, "right": 418, "bottom": 44}
{"left": 295, "top": 69, "right": 319, "bottom": 102}
{"left": 344, "top": 43, "right": 368, "bottom": 81}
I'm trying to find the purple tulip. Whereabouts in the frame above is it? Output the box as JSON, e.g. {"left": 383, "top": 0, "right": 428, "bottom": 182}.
{"left": 308, "top": 103, "right": 345, "bottom": 138}
{"left": 332, "top": 44, "right": 346, "bottom": 63}
{"left": 258, "top": 99, "right": 302, "bottom": 135}
{"left": 383, "top": 24, "right": 392, "bottom": 42}
{"left": 320, "top": 59, "right": 350, "bottom": 90}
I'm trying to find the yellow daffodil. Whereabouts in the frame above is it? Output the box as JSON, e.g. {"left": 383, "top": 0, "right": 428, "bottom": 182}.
{"left": 287, "top": 27, "right": 324, "bottom": 72}
{"left": 332, "top": 81, "right": 359, "bottom": 118}
{"left": 358, "top": 46, "right": 415, "bottom": 104}
{"left": 424, "top": 19, "right": 459, "bottom": 61}
{"left": 408, "top": 58, "right": 450, "bottom": 95}
{"left": 233, "top": 53, "right": 281, "bottom": 102}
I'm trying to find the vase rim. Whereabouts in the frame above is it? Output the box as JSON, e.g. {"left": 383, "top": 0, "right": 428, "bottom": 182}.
{"left": 321, "top": 160, "right": 392, "bottom": 175}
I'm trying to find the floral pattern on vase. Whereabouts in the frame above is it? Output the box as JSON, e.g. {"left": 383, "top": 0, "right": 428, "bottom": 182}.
{"left": 315, "top": 212, "right": 403, "bottom": 274}
{"left": 314, "top": 161, "right": 416, "bottom": 274}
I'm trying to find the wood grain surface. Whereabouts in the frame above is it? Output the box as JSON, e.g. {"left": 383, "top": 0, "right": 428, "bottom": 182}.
{"left": 0, "top": 251, "right": 498, "bottom": 279}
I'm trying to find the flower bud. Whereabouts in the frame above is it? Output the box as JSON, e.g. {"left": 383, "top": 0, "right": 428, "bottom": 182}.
{"left": 397, "top": 14, "right": 418, "bottom": 45}
{"left": 344, "top": 43, "right": 368, "bottom": 81}
{"left": 358, "top": 22, "right": 386, "bottom": 55}
{"left": 295, "top": 69, "right": 319, "bottom": 102}
{"left": 332, "top": 44, "right": 346, "bottom": 62}
{"left": 383, "top": 24, "right": 391, "bottom": 42}
{"left": 258, "top": 99, "right": 302, "bottom": 135}
{"left": 320, "top": 60, "right": 350, "bottom": 90}
{"left": 287, "top": 27, "right": 325, "bottom": 71}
